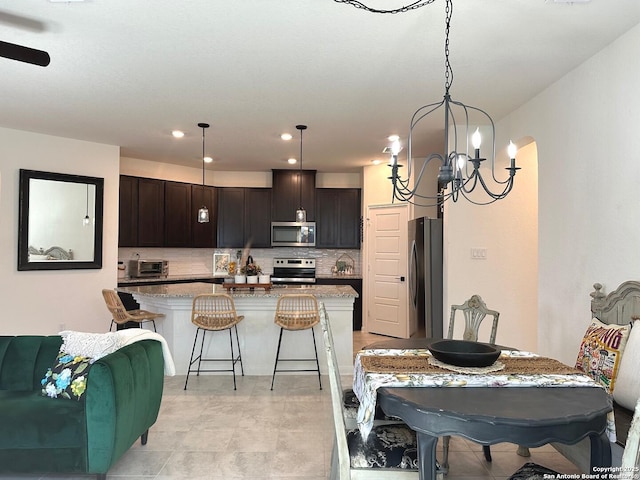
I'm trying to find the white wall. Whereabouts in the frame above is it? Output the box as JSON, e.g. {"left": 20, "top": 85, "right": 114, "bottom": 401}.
{"left": 0, "top": 127, "right": 120, "bottom": 335}
{"left": 487, "top": 22, "right": 640, "bottom": 365}
{"left": 444, "top": 142, "right": 539, "bottom": 352}
{"left": 120, "top": 156, "right": 362, "bottom": 188}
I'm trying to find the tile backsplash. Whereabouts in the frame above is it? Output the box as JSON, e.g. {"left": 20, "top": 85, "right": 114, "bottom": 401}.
{"left": 118, "top": 247, "right": 361, "bottom": 277}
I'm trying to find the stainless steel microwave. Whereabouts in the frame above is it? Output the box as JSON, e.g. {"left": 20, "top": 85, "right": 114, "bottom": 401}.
{"left": 128, "top": 259, "right": 168, "bottom": 278}
{"left": 271, "top": 222, "right": 316, "bottom": 247}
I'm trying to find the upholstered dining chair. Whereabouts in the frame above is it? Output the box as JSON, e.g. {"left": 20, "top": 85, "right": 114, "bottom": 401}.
{"left": 319, "top": 301, "right": 421, "bottom": 479}
{"left": 441, "top": 294, "right": 501, "bottom": 472}
{"left": 102, "top": 288, "right": 164, "bottom": 332}
{"left": 184, "top": 293, "right": 244, "bottom": 390}
{"left": 270, "top": 294, "right": 322, "bottom": 390}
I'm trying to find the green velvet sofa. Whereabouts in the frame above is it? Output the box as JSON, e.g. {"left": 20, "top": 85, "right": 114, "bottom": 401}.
{"left": 0, "top": 335, "right": 164, "bottom": 479}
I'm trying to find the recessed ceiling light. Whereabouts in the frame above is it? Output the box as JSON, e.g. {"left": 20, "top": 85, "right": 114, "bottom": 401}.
{"left": 204, "top": 156, "right": 213, "bottom": 163}
{"left": 281, "top": 133, "right": 293, "bottom": 141}
{"left": 371, "top": 159, "right": 382, "bottom": 165}
{"left": 287, "top": 158, "right": 297, "bottom": 164}
{"left": 172, "top": 130, "right": 185, "bottom": 138}
{"left": 388, "top": 134, "right": 400, "bottom": 142}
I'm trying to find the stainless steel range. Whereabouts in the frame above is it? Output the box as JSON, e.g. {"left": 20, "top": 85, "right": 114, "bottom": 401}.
{"left": 272, "top": 258, "right": 316, "bottom": 284}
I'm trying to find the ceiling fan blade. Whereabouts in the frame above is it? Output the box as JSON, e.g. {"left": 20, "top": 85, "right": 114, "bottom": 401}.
{"left": 0, "top": 40, "right": 50, "bottom": 66}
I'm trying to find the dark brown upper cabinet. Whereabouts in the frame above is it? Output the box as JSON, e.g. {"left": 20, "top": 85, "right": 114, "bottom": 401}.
{"left": 217, "top": 187, "right": 272, "bottom": 248}
{"left": 271, "top": 169, "right": 316, "bottom": 222}
{"left": 316, "top": 188, "right": 362, "bottom": 249}
{"left": 118, "top": 176, "right": 217, "bottom": 248}
{"left": 136, "top": 177, "right": 165, "bottom": 247}
{"left": 118, "top": 175, "right": 139, "bottom": 247}
{"left": 191, "top": 185, "right": 218, "bottom": 248}
{"left": 164, "top": 181, "right": 192, "bottom": 247}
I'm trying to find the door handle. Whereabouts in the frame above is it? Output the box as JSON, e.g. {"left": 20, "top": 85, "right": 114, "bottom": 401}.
{"left": 396, "top": 276, "right": 406, "bottom": 282}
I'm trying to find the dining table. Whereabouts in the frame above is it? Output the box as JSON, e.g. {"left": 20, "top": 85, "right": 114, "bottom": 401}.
{"left": 355, "top": 338, "right": 613, "bottom": 480}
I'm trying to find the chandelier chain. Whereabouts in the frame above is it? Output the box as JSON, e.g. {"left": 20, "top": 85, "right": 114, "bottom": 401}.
{"left": 333, "top": 0, "right": 436, "bottom": 15}
{"left": 444, "top": 0, "right": 453, "bottom": 92}
{"left": 334, "top": 0, "right": 519, "bottom": 207}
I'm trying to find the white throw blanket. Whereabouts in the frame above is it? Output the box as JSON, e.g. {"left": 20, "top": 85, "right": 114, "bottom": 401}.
{"left": 59, "top": 329, "right": 176, "bottom": 376}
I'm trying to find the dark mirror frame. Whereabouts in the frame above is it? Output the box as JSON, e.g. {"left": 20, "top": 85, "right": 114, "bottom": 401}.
{"left": 18, "top": 169, "right": 104, "bottom": 271}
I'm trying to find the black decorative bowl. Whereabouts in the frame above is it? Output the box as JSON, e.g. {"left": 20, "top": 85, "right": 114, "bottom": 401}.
{"left": 428, "top": 339, "right": 500, "bottom": 367}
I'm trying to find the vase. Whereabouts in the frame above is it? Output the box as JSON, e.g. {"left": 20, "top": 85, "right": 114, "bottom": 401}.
{"left": 258, "top": 274, "right": 270, "bottom": 284}
{"left": 234, "top": 274, "right": 246, "bottom": 284}
{"left": 246, "top": 275, "right": 258, "bottom": 284}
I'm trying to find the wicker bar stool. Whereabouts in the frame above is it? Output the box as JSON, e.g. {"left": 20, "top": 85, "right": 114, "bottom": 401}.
{"left": 184, "top": 293, "right": 244, "bottom": 390}
{"left": 270, "top": 294, "right": 322, "bottom": 390}
{"left": 102, "top": 288, "right": 164, "bottom": 332}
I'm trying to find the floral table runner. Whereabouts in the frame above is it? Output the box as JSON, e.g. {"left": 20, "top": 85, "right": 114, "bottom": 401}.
{"left": 353, "top": 348, "right": 612, "bottom": 440}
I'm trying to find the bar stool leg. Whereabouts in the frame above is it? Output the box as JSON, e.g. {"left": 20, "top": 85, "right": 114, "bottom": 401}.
{"left": 228, "top": 328, "right": 237, "bottom": 390}
{"left": 184, "top": 328, "right": 201, "bottom": 390}
{"left": 196, "top": 329, "right": 207, "bottom": 376}
{"left": 311, "top": 327, "right": 322, "bottom": 390}
{"left": 234, "top": 325, "right": 244, "bottom": 376}
{"left": 271, "top": 327, "right": 284, "bottom": 390}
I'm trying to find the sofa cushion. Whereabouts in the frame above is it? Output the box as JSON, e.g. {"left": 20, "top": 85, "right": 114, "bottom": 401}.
{"left": 41, "top": 351, "right": 92, "bottom": 400}
{"left": 613, "top": 319, "right": 640, "bottom": 410}
{"left": 0, "top": 336, "right": 62, "bottom": 391}
{"left": 0, "top": 390, "right": 86, "bottom": 449}
{"left": 575, "top": 318, "right": 630, "bottom": 393}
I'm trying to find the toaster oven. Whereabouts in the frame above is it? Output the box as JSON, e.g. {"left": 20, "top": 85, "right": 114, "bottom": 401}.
{"left": 128, "top": 259, "right": 168, "bottom": 278}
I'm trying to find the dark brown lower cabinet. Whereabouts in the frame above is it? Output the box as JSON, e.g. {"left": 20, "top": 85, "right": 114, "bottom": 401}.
{"left": 316, "top": 277, "right": 363, "bottom": 330}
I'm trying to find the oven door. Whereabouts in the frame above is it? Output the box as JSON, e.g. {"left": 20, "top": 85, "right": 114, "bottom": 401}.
{"left": 271, "top": 268, "right": 316, "bottom": 284}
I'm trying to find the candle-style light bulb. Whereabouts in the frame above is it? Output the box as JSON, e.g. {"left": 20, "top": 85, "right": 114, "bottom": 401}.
{"left": 507, "top": 141, "right": 517, "bottom": 159}
{"left": 391, "top": 139, "right": 401, "bottom": 156}
{"left": 471, "top": 128, "right": 482, "bottom": 149}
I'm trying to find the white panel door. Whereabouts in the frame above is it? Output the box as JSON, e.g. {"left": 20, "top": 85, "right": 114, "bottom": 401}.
{"left": 366, "top": 204, "right": 409, "bottom": 338}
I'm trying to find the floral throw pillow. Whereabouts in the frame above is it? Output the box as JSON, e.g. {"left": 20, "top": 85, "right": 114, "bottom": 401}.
{"left": 575, "top": 318, "right": 630, "bottom": 393}
{"left": 41, "top": 351, "right": 92, "bottom": 400}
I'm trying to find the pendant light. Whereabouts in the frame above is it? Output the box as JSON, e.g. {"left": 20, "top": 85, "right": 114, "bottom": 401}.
{"left": 82, "top": 183, "right": 90, "bottom": 226}
{"left": 197, "top": 122, "right": 210, "bottom": 223}
{"left": 295, "top": 124, "right": 307, "bottom": 223}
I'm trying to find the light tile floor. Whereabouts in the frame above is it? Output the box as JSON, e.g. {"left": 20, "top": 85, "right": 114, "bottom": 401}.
{"left": 2, "top": 331, "right": 583, "bottom": 479}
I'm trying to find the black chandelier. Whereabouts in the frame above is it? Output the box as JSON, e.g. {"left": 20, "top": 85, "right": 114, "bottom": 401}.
{"left": 336, "top": 0, "right": 520, "bottom": 206}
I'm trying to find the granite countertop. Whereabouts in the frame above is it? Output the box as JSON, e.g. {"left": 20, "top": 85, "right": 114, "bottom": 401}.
{"left": 117, "top": 282, "right": 359, "bottom": 298}
{"left": 119, "top": 273, "right": 362, "bottom": 285}
{"left": 315, "top": 273, "right": 362, "bottom": 280}
{"left": 118, "top": 274, "right": 218, "bottom": 284}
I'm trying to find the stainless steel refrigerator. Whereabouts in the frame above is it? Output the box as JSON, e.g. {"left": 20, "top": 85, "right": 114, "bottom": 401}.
{"left": 408, "top": 217, "right": 444, "bottom": 339}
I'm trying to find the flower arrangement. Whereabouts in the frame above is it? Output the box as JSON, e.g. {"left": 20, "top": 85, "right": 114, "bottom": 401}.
{"left": 241, "top": 262, "right": 262, "bottom": 276}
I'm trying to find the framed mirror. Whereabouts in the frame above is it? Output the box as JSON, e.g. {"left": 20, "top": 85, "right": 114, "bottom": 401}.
{"left": 18, "top": 169, "right": 104, "bottom": 271}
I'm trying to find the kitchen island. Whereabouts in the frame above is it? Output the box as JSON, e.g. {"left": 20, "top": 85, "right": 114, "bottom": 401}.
{"left": 117, "top": 283, "right": 357, "bottom": 376}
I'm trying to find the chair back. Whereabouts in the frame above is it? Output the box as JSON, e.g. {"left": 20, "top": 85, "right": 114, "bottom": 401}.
{"left": 319, "top": 302, "right": 352, "bottom": 479}
{"left": 621, "top": 396, "right": 640, "bottom": 474}
{"left": 447, "top": 294, "right": 499, "bottom": 343}
{"left": 102, "top": 289, "right": 131, "bottom": 325}
{"left": 191, "top": 294, "right": 243, "bottom": 331}
{"left": 275, "top": 294, "right": 319, "bottom": 331}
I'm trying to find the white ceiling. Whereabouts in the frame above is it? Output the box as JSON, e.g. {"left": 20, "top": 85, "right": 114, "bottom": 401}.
{"left": 1, "top": 0, "right": 640, "bottom": 173}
